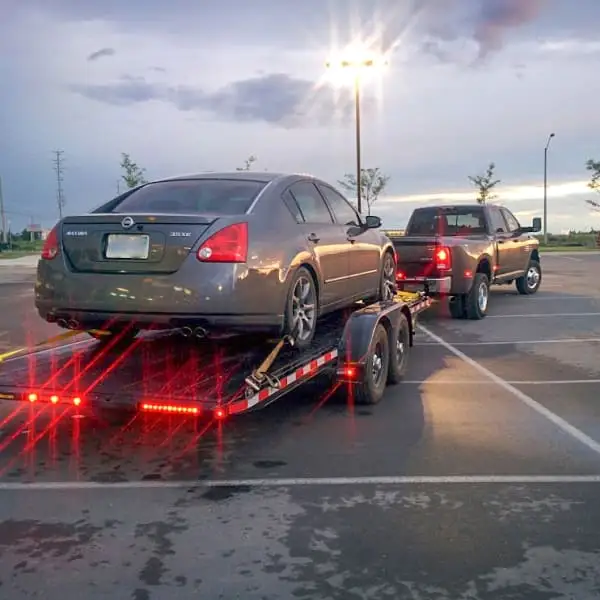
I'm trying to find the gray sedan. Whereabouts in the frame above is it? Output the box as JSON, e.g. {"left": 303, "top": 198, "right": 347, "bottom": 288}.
{"left": 35, "top": 172, "right": 396, "bottom": 349}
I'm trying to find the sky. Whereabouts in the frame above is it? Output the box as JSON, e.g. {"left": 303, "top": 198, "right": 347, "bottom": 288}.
{"left": 1, "top": 0, "right": 599, "bottom": 233}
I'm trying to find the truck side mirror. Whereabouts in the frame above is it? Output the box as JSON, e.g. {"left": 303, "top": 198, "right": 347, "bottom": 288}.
{"left": 365, "top": 215, "right": 382, "bottom": 229}
{"left": 532, "top": 217, "right": 542, "bottom": 232}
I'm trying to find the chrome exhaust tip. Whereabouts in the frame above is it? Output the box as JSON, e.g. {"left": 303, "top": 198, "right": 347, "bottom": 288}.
{"left": 194, "top": 326, "right": 208, "bottom": 339}
{"left": 57, "top": 318, "right": 68, "bottom": 328}
{"left": 180, "top": 326, "right": 193, "bottom": 338}
{"left": 67, "top": 319, "right": 80, "bottom": 330}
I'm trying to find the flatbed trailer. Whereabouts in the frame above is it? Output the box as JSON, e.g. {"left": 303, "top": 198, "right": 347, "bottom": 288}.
{"left": 0, "top": 292, "right": 432, "bottom": 419}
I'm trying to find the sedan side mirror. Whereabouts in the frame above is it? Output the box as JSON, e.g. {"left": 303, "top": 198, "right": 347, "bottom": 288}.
{"left": 532, "top": 217, "right": 542, "bottom": 232}
{"left": 365, "top": 215, "right": 381, "bottom": 229}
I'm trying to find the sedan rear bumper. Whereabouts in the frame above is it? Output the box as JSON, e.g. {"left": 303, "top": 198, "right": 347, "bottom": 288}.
{"left": 37, "top": 306, "right": 283, "bottom": 333}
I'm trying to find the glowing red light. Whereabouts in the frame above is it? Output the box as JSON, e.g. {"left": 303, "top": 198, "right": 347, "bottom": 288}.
{"left": 28, "top": 393, "right": 38, "bottom": 402}
{"left": 396, "top": 271, "right": 405, "bottom": 280}
{"left": 50, "top": 395, "right": 59, "bottom": 404}
{"left": 214, "top": 407, "right": 226, "bottom": 419}
{"left": 73, "top": 397, "right": 81, "bottom": 406}
{"left": 141, "top": 403, "right": 199, "bottom": 415}
{"left": 464, "top": 270, "right": 472, "bottom": 278}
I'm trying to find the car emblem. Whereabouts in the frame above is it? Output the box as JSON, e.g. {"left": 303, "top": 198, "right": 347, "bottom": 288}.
{"left": 121, "top": 216, "right": 135, "bottom": 229}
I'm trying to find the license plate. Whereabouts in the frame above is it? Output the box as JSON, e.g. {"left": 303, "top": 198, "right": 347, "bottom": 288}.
{"left": 106, "top": 234, "right": 150, "bottom": 259}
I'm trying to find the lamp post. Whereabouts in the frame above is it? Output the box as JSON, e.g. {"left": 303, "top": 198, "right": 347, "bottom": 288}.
{"left": 325, "top": 51, "right": 387, "bottom": 214}
{"left": 543, "top": 132, "right": 555, "bottom": 245}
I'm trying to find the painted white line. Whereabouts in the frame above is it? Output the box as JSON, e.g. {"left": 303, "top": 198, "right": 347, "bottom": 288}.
{"left": 419, "top": 324, "right": 600, "bottom": 456}
{"left": 486, "top": 313, "right": 600, "bottom": 318}
{"left": 521, "top": 295, "right": 598, "bottom": 300}
{"left": 418, "top": 338, "right": 600, "bottom": 346}
{"left": 3, "top": 475, "right": 600, "bottom": 490}
{"left": 404, "top": 380, "right": 600, "bottom": 385}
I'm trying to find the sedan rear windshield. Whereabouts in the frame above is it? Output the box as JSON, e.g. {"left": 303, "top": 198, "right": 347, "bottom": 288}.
{"left": 407, "top": 207, "right": 487, "bottom": 236}
{"left": 111, "top": 179, "right": 266, "bottom": 215}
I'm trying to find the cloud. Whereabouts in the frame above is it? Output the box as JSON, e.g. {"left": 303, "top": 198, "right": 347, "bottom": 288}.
{"left": 68, "top": 73, "right": 354, "bottom": 127}
{"left": 87, "top": 47, "right": 116, "bottom": 61}
{"left": 474, "top": 0, "right": 547, "bottom": 58}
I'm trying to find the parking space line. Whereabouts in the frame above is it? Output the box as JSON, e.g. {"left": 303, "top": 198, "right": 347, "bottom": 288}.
{"left": 418, "top": 338, "right": 600, "bottom": 346}
{"left": 403, "top": 380, "right": 600, "bottom": 385}
{"left": 3, "top": 474, "right": 600, "bottom": 491}
{"left": 419, "top": 324, "right": 600, "bottom": 456}
{"left": 487, "top": 313, "right": 600, "bottom": 318}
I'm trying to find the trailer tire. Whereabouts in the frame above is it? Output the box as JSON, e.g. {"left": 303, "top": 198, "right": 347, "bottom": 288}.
{"left": 387, "top": 313, "right": 410, "bottom": 385}
{"left": 465, "top": 273, "right": 489, "bottom": 320}
{"left": 516, "top": 259, "right": 542, "bottom": 295}
{"left": 354, "top": 323, "right": 390, "bottom": 405}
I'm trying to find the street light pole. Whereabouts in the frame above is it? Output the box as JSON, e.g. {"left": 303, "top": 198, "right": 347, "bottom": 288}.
{"left": 354, "top": 74, "right": 362, "bottom": 214}
{"left": 325, "top": 50, "right": 387, "bottom": 215}
{"left": 543, "top": 132, "right": 555, "bottom": 245}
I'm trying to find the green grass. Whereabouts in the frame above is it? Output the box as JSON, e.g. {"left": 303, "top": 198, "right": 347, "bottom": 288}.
{"left": 0, "top": 250, "right": 40, "bottom": 259}
{"left": 539, "top": 245, "right": 599, "bottom": 252}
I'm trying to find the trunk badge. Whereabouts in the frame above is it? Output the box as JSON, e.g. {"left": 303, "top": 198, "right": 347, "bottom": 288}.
{"left": 121, "top": 216, "right": 135, "bottom": 229}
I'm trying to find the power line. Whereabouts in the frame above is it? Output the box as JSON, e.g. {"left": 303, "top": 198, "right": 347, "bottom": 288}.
{"left": 53, "top": 150, "right": 65, "bottom": 220}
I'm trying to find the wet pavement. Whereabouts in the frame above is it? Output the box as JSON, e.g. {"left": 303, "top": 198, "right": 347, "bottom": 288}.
{"left": 1, "top": 253, "right": 600, "bottom": 599}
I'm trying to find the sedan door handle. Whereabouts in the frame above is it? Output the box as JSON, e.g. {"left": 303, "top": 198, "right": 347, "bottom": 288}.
{"left": 307, "top": 233, "right": 320, "bottom": 243}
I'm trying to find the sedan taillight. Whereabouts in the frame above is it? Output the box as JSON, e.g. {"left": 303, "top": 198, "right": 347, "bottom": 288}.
{"left": 196, "top": 223, "right": 248, "bottom": 263}
{"left": 41, "top": 225, "right": 60, "bottom": 260}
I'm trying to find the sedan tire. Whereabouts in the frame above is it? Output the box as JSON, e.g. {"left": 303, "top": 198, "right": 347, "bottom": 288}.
{"left": 284, "top": 267, "right": 318, "bottom": 350}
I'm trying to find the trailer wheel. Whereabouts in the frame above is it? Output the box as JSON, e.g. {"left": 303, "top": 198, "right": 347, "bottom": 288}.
{"left": 387, "top": 313, "right": 410, "bottom": 385}
{"left": 464, "top": 273, "right": 489, "bottom": 320}
{"left": 354, "top": 323, "right": 390, "bottom": 405}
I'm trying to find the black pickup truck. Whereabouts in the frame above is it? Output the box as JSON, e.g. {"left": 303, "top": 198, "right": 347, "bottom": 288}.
{"left": 384, "top": 204, "right": 542, "bottom": 319}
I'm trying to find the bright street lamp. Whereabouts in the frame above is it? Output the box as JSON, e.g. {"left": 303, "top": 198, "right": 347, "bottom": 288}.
{"left": 325, "top": 49, "right": 388, "bottom": 214}
{"left": 543, "top": 132, "right": 555, "bottom": 245}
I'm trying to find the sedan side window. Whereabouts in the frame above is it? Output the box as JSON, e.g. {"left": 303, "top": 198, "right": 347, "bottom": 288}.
{"left": 500, "top": 208, "right": 521, "bottom": 233}
{"left": 288, "top": 182, "right": 334, "bottom": 224}
{"left": 317, "top": 185, "right": 360, "bottom": 226}
{"left": 282, "top": 190, "right": 305, "bottom": 224}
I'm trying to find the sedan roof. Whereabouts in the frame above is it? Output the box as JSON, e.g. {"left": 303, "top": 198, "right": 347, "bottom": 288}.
{"left": 158, "top": 171, "right": 288, "bottom": 184}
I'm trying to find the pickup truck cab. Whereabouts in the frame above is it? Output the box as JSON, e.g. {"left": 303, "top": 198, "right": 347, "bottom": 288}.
{"left": 385, "top": 204, "right": 542, "bottom": 319}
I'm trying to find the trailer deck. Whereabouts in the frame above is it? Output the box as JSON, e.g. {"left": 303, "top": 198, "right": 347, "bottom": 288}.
{"left": 0, "top": 292, "right": 432, "bottom": 417}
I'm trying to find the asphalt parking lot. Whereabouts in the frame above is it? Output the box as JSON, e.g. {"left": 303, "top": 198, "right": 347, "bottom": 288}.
{"left": 1, "top": 253, "right": 600, "bottom": 599}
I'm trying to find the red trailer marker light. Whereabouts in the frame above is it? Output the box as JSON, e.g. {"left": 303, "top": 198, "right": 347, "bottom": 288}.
{"left": 50, "top": 395, "right": 59, "bottom": 404}
{"left": 28, "top": 392, "right": 38, "bottom": 402}
{"left": 73, "top": 397, "right": 81, "bottom": 406}
{"left": 214, "top": 407, "right": 226, "bottom": 419}
{"left": 141, "top": 403, "right": 199, "bottom": 415}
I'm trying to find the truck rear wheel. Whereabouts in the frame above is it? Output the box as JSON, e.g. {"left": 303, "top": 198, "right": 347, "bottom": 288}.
{"left": 449, "top": 295, "right": 466, "bottom": 319}
{"left": 354, "top": 323, "right": 390, "bottom": 405}
{"left": 464, "top": 273, "right": 489, "bottom": 320}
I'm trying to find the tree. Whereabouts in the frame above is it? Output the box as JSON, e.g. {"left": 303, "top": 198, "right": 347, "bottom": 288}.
{"left": 120, "top": 153, "right": 147, "bottom": 189}
{"left": 468, "top": 162, "right": 500, "bottom": 204}
{"left": 338, "top": 167, "right": 390, "bottom": 215}
{"left": 236, "top": 155, "right": 258, "bottom": 171}
{"left": 585, "top": 158, "right": 600, "bottom": 212}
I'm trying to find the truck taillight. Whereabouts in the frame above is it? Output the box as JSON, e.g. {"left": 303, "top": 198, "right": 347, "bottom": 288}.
{"left": 41, "top": 225, "right": 60, "bottom": 260}
{"left": 435, "top": 246, "right": 451, "bottom": 270}
{"left": 196, "top": 223, "right": 248, "bottom": 263}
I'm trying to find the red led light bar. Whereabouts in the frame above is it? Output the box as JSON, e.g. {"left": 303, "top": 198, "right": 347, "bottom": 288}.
{"left": 141, "top": 403, "right": 199, "bottom": 415}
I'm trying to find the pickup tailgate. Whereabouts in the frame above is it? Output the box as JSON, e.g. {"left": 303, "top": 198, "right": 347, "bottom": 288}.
{"left": 387, "top": 235, "right": 443, "bottom": 278}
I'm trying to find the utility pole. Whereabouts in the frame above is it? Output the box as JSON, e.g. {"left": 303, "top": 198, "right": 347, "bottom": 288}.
{"left": 543, "top": 132, "right": 555, "bottom": 246}
{"left": 53, "top": 150, "right": 65, "bottom": 220}
{"left": 0, "top": 176, "right": 6, "bottom": 245}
